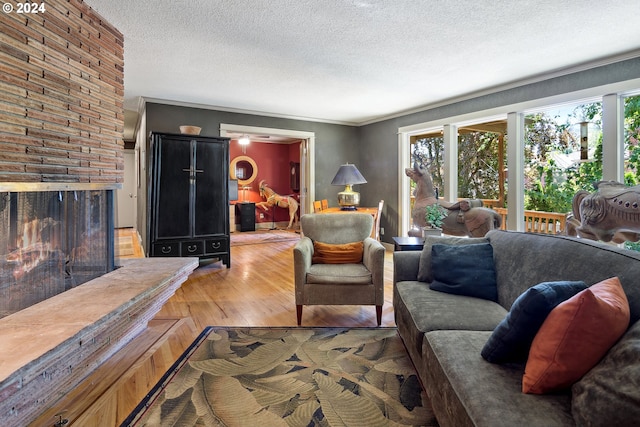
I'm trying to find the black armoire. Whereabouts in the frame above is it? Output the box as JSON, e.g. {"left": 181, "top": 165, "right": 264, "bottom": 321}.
{"left": 148, "top": 132, "right": 230, "bottom": 267}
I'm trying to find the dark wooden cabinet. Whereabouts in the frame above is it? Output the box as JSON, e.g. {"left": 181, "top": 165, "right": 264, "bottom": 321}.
{"left": 148, "top": 132, "right": 230, "bottom": 267}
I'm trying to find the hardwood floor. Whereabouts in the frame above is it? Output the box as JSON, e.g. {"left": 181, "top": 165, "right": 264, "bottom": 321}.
{"left": 31, "top": 237, "right": 396, "bottom": 426}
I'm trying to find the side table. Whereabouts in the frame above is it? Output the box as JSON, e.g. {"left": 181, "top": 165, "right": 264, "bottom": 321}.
{"left": 392, "top": 236, "right": 425, "bottom": 251}
{"left": 238, "top": 202, "right": 256, "bottom": 232}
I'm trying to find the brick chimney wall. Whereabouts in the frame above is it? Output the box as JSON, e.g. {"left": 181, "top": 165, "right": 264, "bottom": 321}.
{"left": 0, "top": 0, "right": 124, "bottom": 184}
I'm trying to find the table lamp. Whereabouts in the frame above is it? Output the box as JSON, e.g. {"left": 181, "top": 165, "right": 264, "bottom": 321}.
{"left": 330, "top": 163, "right": 367, "bottom": 210}
{"left": 240, "top": 185, "right": 252, "bottom": 202}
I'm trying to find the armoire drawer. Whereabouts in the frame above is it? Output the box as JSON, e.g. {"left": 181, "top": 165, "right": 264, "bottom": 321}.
{"left": 181, "top": 241, "right": 204, "bottom": 256}
{"left": 153, "top": 242, "right": 179, "bottom": 257}
{"left": 205, "top": 237, "right": 228, "bottom": 254}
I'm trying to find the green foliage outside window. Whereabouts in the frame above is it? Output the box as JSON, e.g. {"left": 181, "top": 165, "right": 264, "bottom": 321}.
{"left": 625, "top": 95, "right": 640, "bottom": 185}
{"left": 411, "top": 136, "right": 444, "bottom": 195}
{"left": 458, "top": 132, "right": 501, "bottom": 200}
{"left": 411, "top": 131, "right": 502, "bottom": 201}
{"left": 524, "top": 96, "right": 640, "bottom": 214}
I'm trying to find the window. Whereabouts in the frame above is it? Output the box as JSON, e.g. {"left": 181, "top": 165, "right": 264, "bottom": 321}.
{"left": 399, "top": 88, "right": 639, "bottom": 236}
{"left": 524, "top": 102, "right": 603, "bottom": 213}
{"left": 624, "top": 94, "right": 640, "bottom": 185}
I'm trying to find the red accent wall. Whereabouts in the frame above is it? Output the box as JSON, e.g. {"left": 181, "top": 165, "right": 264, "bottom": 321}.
{"left": 230, "top": 139, "right": 301, "bottom": 223}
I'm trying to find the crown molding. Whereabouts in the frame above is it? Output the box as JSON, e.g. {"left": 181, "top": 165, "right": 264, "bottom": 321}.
{"left": 140, "top": 97, "right": 359, "bottom": 127}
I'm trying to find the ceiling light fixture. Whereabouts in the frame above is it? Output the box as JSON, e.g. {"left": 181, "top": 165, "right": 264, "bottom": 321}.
{"left": 238, "top": 135, "right": 250, "bottom": 153}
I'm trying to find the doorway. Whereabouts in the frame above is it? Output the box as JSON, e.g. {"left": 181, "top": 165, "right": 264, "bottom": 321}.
{"left": 219, "top": 124, "right": 316, "bottom": 216}
{"left": 115, "top": 149, "right": 137, "bottom": 228}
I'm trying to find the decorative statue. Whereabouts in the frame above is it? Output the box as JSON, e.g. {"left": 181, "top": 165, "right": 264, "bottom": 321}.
{"left": 256, "top": 179, "right": 299, "bottom": 229}
{"left": 405, "top": 163, "right": 502, "bottom": 237}
{"left": 566, "top": 180, "right": 640, "bottom": 243}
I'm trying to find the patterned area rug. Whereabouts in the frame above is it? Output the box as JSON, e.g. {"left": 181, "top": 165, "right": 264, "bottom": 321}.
{"left": 122, "top": 327, "right": 437, "bottom": 426}
{"left": 230, "top": 230, "right": 300, "bottom": 246}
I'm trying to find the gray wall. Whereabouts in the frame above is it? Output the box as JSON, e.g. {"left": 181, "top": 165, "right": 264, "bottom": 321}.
{"left": 143, "top": 103, "right": 358, "bottom": 224}
{"left": 143, "top": 56, "right": 640, "bottom": 244}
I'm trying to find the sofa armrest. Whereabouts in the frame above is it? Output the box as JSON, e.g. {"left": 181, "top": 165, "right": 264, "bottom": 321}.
{"left": 393, "top": 251, "right": 422, "bottom": 284}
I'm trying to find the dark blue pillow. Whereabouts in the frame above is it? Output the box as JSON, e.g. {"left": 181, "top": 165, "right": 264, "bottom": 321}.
{"left": 481, "top": 280, "right": 587, "bottom": 363}
{"left": 429, "top": 243, "right": 498, "bottom": 302}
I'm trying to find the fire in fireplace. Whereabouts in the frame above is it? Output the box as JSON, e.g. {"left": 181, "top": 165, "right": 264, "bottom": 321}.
{"left": 0, "top": 189, "right": 115, "bottom": 318}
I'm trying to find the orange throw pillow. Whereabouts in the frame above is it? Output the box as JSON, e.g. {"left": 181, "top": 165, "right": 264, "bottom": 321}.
{"left": 312, "top": 241, "right": 364, "bottom": 264}
{"left": 522, "top": 277, "right": 630, "bottom": 394}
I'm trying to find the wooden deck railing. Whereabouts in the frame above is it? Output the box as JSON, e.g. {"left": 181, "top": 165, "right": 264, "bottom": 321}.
{"left": 413, "top": 197, "right": 568, "bottom": 235}
{"left": 492, "top": 207, "right": 568, "bottom": 234}
{"left": 479, "top": 199, "right": 502, "bottom": 209}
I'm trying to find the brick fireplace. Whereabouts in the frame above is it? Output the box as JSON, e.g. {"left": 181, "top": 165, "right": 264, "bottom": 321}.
{"left": 0, "top": 0, "right": 124, "bottom": 311}
{"left": 0, "top": 2, "right": 186, "bottom": 425}
{"left": 0, "top": 3, "right": 201, "bottom": 426}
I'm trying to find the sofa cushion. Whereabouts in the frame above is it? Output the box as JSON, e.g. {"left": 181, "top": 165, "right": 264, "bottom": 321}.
{"left": 481, "top": 280, "right": 587, "bottom": 363}
{"left": 393, "top": 281, "right": 507, "bottom": 368}
{"left": 572, "top": 320, "right": 640, "bottom": 424}
{"left": 430, "top": 243, "right": 498, "bottom": 302}
{"left": 417, "top": 235, "right": 488, "bottom": 283}
{"left": 312, "top": 241, "right": 363, "bottom": 264}
{"left": 423, "top": 330, "right": 574, "bottom": 427}
{"left": 523, "top": 277, "right": 630, "bottom": 394}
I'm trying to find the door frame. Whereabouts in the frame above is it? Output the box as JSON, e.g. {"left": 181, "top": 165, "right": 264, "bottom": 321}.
{"left": 219, "top": 124, "right": 315, "bottom": 215}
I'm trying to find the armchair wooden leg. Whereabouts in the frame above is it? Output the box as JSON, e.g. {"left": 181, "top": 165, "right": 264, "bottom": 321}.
{"left": 376, "top": 305, "right": 382, "bottom": 326}
{"left": 296, "top": 305, "right": 303, "bottom": 325}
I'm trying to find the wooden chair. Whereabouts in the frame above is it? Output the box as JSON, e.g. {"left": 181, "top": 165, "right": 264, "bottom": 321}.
{"left": 321, "top": 199, "right": 329, "bottom": 210}
{"left": 293, "top": 213, "right": 385, "bottom": 325}
{"left": 375, "top": 199, "right": 384, "bottom": 241}
{"left": 313, "top": 200, "right": 323, "bottom": 212}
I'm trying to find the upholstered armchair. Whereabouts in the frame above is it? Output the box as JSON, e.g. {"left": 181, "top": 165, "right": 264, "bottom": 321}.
{"left": 293, "top": 213, "right": 385, "bottom": 325}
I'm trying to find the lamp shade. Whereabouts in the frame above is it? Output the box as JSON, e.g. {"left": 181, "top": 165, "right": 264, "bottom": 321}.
{"left": 330, "top": 163, "right": 367, "bottom": 186}
{"left": 331, "top": 163, "right": 366, "bottom": 209}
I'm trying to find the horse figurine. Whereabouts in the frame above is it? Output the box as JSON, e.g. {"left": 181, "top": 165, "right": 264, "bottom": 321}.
{"left": 256, "top": 179, "right": 299, "bottom": 229}
{"left": 566, "top": 180, "right": 640, "bottom": 243}
{"left": 405, "top": 162, "right": 502, "bottom": 237}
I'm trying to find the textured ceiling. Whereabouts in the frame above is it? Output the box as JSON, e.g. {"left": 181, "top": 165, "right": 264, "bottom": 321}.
{"left": 86, "top": 0, "right": 640, "bottom": 126}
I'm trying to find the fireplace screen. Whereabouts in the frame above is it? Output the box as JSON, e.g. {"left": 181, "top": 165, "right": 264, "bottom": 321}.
{"left": 0, "top": 190, "right": 114, "bottom": 318}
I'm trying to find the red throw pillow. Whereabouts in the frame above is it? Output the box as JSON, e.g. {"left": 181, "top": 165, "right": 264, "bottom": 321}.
{"left": 312, "top": 241, "right": 364, "bottom": 264}
{"left": 522, "top": 277, "right": 630, "bottom": 394}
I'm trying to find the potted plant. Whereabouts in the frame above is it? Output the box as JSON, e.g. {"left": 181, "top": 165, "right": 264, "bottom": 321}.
{"left": 424, "top": 203, "right": 447, "bottom": 236}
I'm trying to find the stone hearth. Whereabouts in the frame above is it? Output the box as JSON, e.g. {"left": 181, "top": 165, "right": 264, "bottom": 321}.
{"left": 0, "top": 257, "right": 198, "bottom": 426}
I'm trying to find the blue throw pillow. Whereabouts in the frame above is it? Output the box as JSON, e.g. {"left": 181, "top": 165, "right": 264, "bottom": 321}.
{"left": 481, "top": 280, "right": 587, "bottom": 363}
{"left": 429, "top": 243, "right": 498, "bottom": 302}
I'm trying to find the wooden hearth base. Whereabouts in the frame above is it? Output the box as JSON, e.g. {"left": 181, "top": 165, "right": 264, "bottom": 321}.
{"left": 31, "top": 317, "right": 200, "bottom": 426}
{"left": 0, "top": 257, "right": 199, "bottom": 427}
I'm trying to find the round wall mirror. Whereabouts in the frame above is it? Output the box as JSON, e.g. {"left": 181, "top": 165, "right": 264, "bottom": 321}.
{"left": 230, "top": 155, "right": 258, "bottom": 186}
